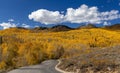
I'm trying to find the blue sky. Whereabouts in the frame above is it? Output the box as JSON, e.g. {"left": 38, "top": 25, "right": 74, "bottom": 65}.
{"left": 0, "top": 0, "right": 120, "bottom": 29}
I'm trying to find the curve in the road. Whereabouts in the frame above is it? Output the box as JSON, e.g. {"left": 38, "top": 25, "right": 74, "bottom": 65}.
{"left": 7, "top": 60, "right": 61, "bottom": 73}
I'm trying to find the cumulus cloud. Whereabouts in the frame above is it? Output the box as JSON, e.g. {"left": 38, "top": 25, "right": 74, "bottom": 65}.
{"left": 21, "top": 23, "right": 30, "bottom": 28}
{"left": 0, "top": 22, "right": 17, "bottom": 29}
{"left": 29, "top": 4, "right": 120, "bottom": 25}
{"left": 0, "top": 19, "right": 31, "bottom": 29}
{"left": 99, "top": 10, "right": 120, "bottom": 21}
{"left": 34, "top": 25, "right": 39, "bottom": 28}
{"left": 28, "top": 9, "right": 64, "bottom": 25}
{"left": 65, "top": 4, "right": 100, "bottom": 24}
{"left": 103, "top": 22, "right": 111, "bottom": 26}
{"left": 65, "top": 4, "right": 120, "bottom": 24}
{"left": 8, "top": 19, "right": 14, "bottom": 22}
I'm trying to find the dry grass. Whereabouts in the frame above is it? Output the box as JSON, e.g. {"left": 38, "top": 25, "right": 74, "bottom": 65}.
{"left": 58, "top": 46, "right": 120, "bottom": 73}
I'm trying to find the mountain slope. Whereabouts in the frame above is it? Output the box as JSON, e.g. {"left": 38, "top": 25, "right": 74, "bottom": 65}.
{"left": 77, "top": 24, "right": 97, "bottom": 29}
{"left": 104, "top": 24, "right": 120, "bottom": 30}
{"left": 50, "top": 25, "right": 72, "bottom": 32}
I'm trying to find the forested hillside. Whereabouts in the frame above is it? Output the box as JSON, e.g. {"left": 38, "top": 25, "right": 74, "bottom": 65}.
{"left": 0, "top": 26, "right": 120, "bottom": 72}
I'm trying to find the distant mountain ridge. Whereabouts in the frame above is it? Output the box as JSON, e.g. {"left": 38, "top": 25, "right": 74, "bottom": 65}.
{"left": 31, "top": 25, "right": 73, "bottom": 32}
{"left": 1, "top": 24, "right": 120, "bottom": 32}
{"left": 77, "top": 24, "right": 97, "bottom": 29}
{"left": 103, "top": 24, "right": 120, "bottom": 30}
{"left": 50, "top": 25, "right": 72, "bottom": 32}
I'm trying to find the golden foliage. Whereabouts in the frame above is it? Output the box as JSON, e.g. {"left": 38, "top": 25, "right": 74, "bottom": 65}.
{"left": 0, "top": 61, "right": 7, "bottom": 70}
{"left": 0, "top": 28, "right": 120, "bottom": 70}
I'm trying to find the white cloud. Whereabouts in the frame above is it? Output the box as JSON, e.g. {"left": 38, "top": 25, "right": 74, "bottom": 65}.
{"left": 21, "top": 23, "right": 30, "bottom": 28}
{"left": 65, "top": 4, "right": 120, "bottom": 24}
{"left": 28, "top": 9, "right": 64, "bottom": 25}
{"left": 99, "top": 10, "right": 120, "bottom": 21}
{"left": 0, "top": 22, "right": 17, "bottom": 29}
{"left": 0, "top": 19, "right": 31, "bottom": 29}
{"left": 103, "top": 22, "right": 111, "bottom": 26}
{"left": 61, "top": 11, "right": 64, "bottom": 14}
{"left": 8, "top": 19, "right": 14, "bottom": 22}
{"left": 29, "top": 4, "right": 120, "bottom": 25}
{"left": 34, "top": 25, "right": 39, "bottom": 28}
{"left": 65, "top": 4, "right": 100, "bottom": 24}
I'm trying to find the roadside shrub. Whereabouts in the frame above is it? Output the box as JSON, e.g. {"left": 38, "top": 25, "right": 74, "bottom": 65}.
{"left": 0, "top": 61, "right": 7, "bottom": 70}
{"left": 53, "top": 45, "right": 64, "bottom": 59}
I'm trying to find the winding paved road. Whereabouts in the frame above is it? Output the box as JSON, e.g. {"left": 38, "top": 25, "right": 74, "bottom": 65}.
{"left": 7, "top": 60, "right": 61, "bottom": 73}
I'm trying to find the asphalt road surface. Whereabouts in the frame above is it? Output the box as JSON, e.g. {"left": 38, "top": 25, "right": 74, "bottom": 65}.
{"left": 7, "top": 60, "right": 61, "bottom": 73}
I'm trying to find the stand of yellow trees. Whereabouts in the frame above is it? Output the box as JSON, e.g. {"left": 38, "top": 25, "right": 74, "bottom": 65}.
{"left": 0, "top": 28, "right": 120, "bottom": 70}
